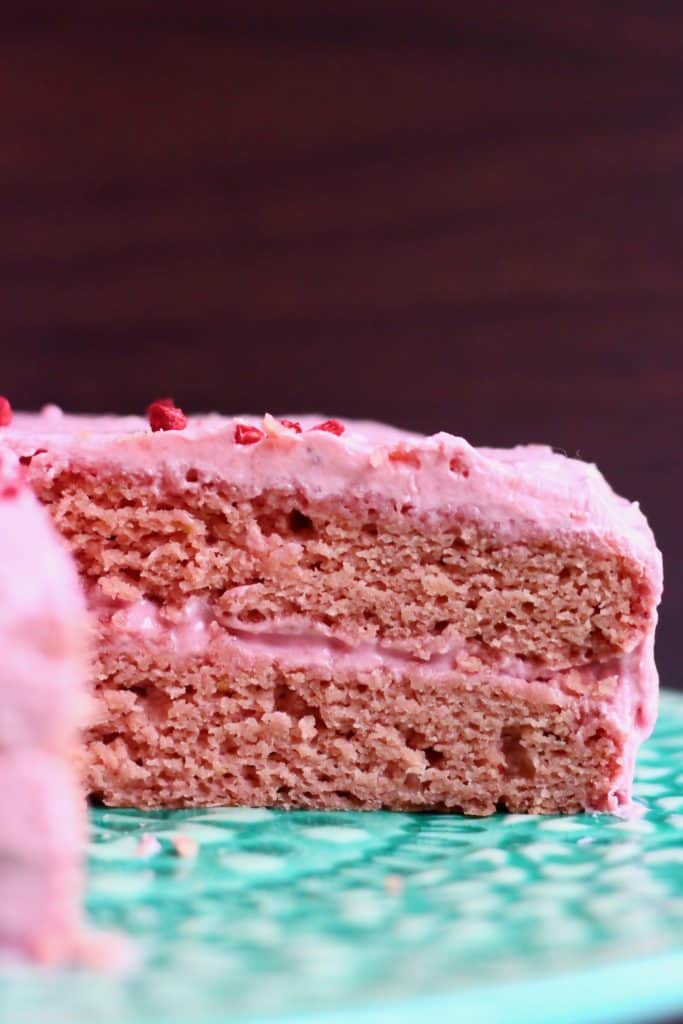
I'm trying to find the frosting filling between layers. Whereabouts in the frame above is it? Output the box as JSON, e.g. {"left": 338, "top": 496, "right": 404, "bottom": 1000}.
{"left": 87, "top": 593, "right": 656, "bottom": 813}
{"left": 96, "top": 591, "right": 653, "bottom": 702}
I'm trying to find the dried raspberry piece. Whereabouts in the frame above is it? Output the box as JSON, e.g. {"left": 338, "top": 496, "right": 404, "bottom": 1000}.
{"left": 311, "top": 419, "right": 345, "bottom": 436}
{"left": 388, "top": 446, "right": 421, "bottom": 468}
{"left": 147, "top": 398, "right": 187, "bottom": 432}
{"left": 449, "top": 454, "right": 470, "bottom": 477}
{"left": 0, "top": 396, "right": 13, "bottom": 427}
{"left": 146, "top": 396, "right": 175, "bottom": 415}
{"left": 234, "top": 422, "right": 264, "bottom": 445}
{"left": 279, "top": 419, "right": 302, "bottom": 433}
{"left": 19, "top": 448, "right": 47, "bottom": 466}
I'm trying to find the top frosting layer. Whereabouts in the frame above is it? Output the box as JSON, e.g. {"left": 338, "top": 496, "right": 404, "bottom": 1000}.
{"left": 0, "top": 407, "right": 662, "bottom": 590}
{"left": 0, "top": 448, "right": 88, "bottom": 750}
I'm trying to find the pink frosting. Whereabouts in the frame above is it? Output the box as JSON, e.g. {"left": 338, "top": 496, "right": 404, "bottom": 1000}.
{"left": 97, "top": 591, "right": 644, "bottom": 689}
{"left": 2, "top": 407, "right": 663, "bottom": 592}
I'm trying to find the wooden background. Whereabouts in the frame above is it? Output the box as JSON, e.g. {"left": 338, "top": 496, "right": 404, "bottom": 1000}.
{"left": 2, "top": 3, "right": 681, "bottom": 692}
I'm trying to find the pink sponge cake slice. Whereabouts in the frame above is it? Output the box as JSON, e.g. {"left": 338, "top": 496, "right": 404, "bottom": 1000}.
{"left": 0, "top": 447, "right": 89, "bottom": 963}
{"left": 3, "top": 404, "right": 662, "bottom": 815}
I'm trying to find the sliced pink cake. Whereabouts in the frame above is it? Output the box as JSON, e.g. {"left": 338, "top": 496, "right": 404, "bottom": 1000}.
{"left": 0, "top": 446, "right": 89, "bottom": 963}
{"left": 2, "top": 404, "right": 662, "bottom": 815}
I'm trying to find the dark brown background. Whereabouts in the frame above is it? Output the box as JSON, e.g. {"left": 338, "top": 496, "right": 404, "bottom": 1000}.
{"left": 2, "top": 4, "right": 681, "bottom": 692}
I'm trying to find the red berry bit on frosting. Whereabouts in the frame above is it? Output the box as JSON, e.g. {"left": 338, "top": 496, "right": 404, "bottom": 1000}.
{"left": 449, "top": 453, "right": 470, "bottom": 478}
{"left": 388, "top": 445, "right": 421, "bottom": 468}
{"left": 279, "top": 419, "right": 302, "bottom": 433}
{"left": 234, "top": 423, "right": 264, "bottom": 445}
{"left": 0, "top": 396, "right": 13, "bottom": 427}
{"left": 311, "top": 419, "right": 345, "bottom": 436}
{"left": 147, "top": 398, "right": 188, "bottom": 432}
{"left": 19, "top": 448, "right": 47, "bottom": 466}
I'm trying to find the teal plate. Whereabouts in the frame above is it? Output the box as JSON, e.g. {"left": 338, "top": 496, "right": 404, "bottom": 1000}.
{"left": 5, "top": 692, "right": 683, "bottom": 1024}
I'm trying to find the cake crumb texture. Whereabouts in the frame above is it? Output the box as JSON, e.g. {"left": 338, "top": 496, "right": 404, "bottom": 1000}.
{"left": 31, "top": 470, "right": 654, "bottom": 668}
{"left": 85, "top": 632, "right": 637, "bottom": 815}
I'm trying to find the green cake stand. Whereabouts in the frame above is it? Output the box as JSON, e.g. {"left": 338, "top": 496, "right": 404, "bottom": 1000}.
{"left": 5, "top": 691, "right": 683, "bottom": 1024}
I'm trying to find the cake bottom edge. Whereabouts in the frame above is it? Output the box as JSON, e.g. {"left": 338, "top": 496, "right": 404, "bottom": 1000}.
{"left": 83, "top": 631, "right": 652, "bottom": 816}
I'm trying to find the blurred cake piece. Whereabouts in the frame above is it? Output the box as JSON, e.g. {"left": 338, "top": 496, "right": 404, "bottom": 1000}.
{"left": 0, "top": 445, "right": 89, "bottom": 962}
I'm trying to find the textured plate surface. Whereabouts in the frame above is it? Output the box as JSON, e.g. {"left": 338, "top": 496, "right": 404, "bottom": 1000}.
{"left": 5, "top": 691, "right": 683, "bottom": 1024}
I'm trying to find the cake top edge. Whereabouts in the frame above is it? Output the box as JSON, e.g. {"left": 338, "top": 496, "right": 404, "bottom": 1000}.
{"left": 0, "top": 406, "right": 597, "bottom": 463}
{"left": 0, "top": 407, "right": 647, "bottom": 490}
{"left": 0, "top": 408, "right": 612, "bottom": 487}
{"left": 0, "top": 407, "right": 662, "bottom": 589}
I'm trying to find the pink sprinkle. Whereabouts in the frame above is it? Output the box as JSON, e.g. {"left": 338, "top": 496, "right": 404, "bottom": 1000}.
{"left": 136, "top": 833, "right": 162, "bottom": 858}
{"left": 171, "top": 833, "right": 198, "bottom": 858}
{"left": 384, "top": 874, "right": 403, "bottom": 894}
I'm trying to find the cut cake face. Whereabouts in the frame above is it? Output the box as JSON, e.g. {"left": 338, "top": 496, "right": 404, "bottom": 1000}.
{"left": 2, "top": 408, "right": 662, "bottom": 815}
